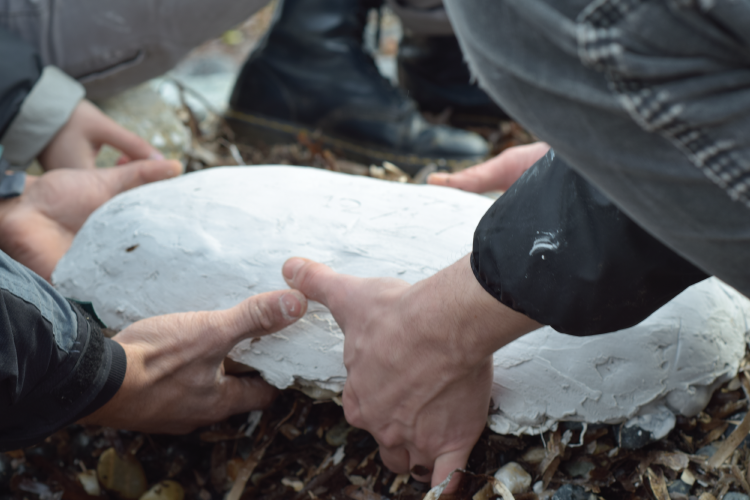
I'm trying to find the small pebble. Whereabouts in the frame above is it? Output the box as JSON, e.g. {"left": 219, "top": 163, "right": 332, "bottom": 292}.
{"left": 494, "top": 462, "right": 531, "bottom": 495}
{"left": 695, "top": 444, "right": 719, "bottom": 457}
{"left": 140, "top": 480, "right": 185, "bottom": 500}
{"left": 325, "top": 420, "right": 352, "bottom": 447}
{"left": 97, "top": 447, "right": 148, "bottom": 499}
{"left": 533, "top": 481, "right": 544, "bottom": 494}
{"left": 563, "top": 460, "right": 595, "bottom": 478}
{"left": 724, "top": 493, "right": 750, "bottom": 501}
{"left": 681, "top": 469, "right": 696, "bottom": 486}
{"left": 613, "top": 424, "right": 656, "bottom": 450}
{"left": 552, "top": 484, "right": 591, "bottom": 500}
{"left": 667, "top": 480, "right": 691, "bottom": 500}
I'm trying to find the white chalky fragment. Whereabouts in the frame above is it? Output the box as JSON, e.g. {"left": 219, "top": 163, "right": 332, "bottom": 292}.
{"left": 53, "top": 166, "right": 750, "bottom": 435}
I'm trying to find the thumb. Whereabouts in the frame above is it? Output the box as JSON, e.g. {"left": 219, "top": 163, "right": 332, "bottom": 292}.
{"left": 431, "top": 449, "right": 472, "bottom": 493}
{"left": 282, "top": 258, "right": 353, "bottom": 309}
{"left": 211, "top": 289, "right": 308, "bottom": 350}
{"left": 100, "top": 158, "right": 183, "bottom": 195}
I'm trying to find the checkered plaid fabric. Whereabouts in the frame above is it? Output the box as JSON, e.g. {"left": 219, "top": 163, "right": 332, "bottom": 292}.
{"left": 577, "top": 0, "right": 750, "bottom": 208}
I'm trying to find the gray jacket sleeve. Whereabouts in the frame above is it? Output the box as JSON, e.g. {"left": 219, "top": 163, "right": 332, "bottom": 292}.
{"left": 0, "top": 27, "right": 84, "bottom": 170}
{"left": 0, "top": 250, "right": 126, "bottom": 451}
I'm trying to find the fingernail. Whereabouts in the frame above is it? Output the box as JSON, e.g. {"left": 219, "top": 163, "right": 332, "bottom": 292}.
{"left": 174, "top": 160, "right": 186, "bottom": 175}
{"left": 150, "top": 151, "right": 165, "bottom": 160}
{"left": 283, "top": 258, "right": 305, "bottom": 281}
{"left": 280, "top": 291, "right": 304, "bottom": 320}
{"left": 427, "top": 173, "right": 450, "bottom": 184}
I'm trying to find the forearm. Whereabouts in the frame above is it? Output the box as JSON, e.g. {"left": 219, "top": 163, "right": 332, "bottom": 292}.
{"left": 402, "top": 254, "right": 541, "bottom": 361}
{"left": 472, "top": 150, "right": 709, "bottom": 336}
{"left": 0, "top": 250, "right": 125, "bottom": 451}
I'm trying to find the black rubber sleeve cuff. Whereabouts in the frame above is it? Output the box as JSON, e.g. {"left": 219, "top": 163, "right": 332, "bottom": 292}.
{"left": 76, "top": 339, "right": 126, "bottom": 421}
{"left": 471, "top": 150, "right": 709, "bottom": 336}
{"left": 0, "top": 300, "right": 126, "bottom": 451}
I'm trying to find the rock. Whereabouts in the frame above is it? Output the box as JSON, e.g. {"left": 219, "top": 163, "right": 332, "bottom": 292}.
{"left": 94, "top": 83, "right": 190, "bottom": 166}
{"left": 724, "top": 493, "right": 750, "bottom": 501}
{"left": 695, "top": 445, "right": 719, "bottom": 458}
{"left": 493, "top": 462, "right": 531, "bottom": 495}
{"left": 140, "top": 480, "right": 185, "bottom": 500}
{"left": 97, "top": 447, "right": 148, "bottom": 499}
{"left": 613, "top": 423, "right": 656, "bottom": 450}
{"left": 667, "top": 480, "right": 692, "bottom": 500}
{"left": 552, "top": 484, "right": 591, "bottom": 500}
{"left": 562, "top": 460, "right": 595, "bottom": 478}
{"left": 325, "top": 420, "right": 353, "bottom": 447}
{"left": 53, "top": 167, "right": 750, "bottom": 436}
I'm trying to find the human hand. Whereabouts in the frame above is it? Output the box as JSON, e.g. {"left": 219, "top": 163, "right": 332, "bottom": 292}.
{"left": 79, "top": 290, "right": 308, "bottom": 433}
{"left": 428, "top": 142, "right": 550, "bottom": 193}
{"left": 0, "top": 159, "right": 182, "bottom": 280}
{"left": 37, "top": 99, "right": 164, "bottom": 171}
{"left": 282, "top": 255, "right": 541, "bottom": 491}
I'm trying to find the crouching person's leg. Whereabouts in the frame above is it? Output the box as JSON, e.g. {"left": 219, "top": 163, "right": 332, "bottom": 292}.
{"left": 0, "top": 0, "right": 271, "bottom": 100}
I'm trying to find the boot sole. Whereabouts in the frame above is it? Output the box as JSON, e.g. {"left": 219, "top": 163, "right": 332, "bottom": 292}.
{"left": 225, "top": 109, "right": 484, "bottom": 174}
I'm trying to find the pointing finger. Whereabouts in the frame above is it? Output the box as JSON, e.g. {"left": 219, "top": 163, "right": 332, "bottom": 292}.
{"left": 91, "top": 108, "right": 162, "bottom": 161}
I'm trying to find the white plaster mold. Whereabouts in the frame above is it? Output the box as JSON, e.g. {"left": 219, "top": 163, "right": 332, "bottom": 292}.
{"left": 53, "top": 166, "right": 750, "bottom": 436}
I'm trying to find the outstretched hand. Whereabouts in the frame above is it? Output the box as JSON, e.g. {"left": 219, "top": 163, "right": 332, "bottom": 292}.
{"left": 0, "top": 159, "right": 182, "bottom": 280}
{"left": 38, "top": 99, "right": 164, "bottom": 171}
{"left": 282, "top": 255, "right": 541, "bottom": 491}
{"left": 428, "top": 142, "right": 550, "bottom": 193}
{"left": 80, "top": 290, "right": 308, "bottom": 433}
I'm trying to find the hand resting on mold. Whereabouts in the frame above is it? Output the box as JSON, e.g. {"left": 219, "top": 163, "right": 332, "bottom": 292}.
{"left": 283, "top": 254, "right": 542, "bottom": 491}
{"left": 428, "top": 142, "right": 549, "bottom": 193}
{"left": 0, "top": 158, "right": 182, "bottom": 280}
{"left": 38, "top": 99, "right": 166, "bottom": 171}
{"left": 79, "top": 290, "right": 308, "bottom": 433}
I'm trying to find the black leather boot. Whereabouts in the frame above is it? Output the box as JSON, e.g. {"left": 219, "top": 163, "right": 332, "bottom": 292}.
{"left": 227, "top": 0, "right": 488, "bottom": 175}
{"left": 398, "top": 34, "right": 508, "bottom": 127}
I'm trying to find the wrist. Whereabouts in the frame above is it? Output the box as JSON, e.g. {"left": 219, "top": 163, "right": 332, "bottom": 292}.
{"left": 401, "top": 255, "right": 541, "bottom": 366}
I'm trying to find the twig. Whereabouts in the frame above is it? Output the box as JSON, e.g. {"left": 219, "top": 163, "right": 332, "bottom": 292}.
{"left": 707, "top": 407, "right": 750, "bottom": 469}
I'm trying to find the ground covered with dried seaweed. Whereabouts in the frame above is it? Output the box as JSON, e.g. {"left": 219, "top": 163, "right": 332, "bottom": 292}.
{"left": 4, "top": 363, "right": 750, "bottom": 500}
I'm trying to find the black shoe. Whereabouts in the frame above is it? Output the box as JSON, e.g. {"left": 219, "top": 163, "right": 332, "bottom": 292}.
{"left": 398, "top": 34, "right": 508, "bottom": 127}
{"left": 227, "top": 0, "right": 488, "bottom": 176}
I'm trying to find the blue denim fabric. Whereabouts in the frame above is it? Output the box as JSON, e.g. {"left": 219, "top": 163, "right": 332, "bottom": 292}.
{"left": 446, "top": 0, "right": 750, "bottom": 296}
{"left": 0, "top": 249, "right": 77, "bottom": 351}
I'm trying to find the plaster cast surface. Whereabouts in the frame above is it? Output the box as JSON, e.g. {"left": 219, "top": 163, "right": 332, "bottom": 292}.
{"left": 53, "top": 166, "right": 750, "bottom": 435}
